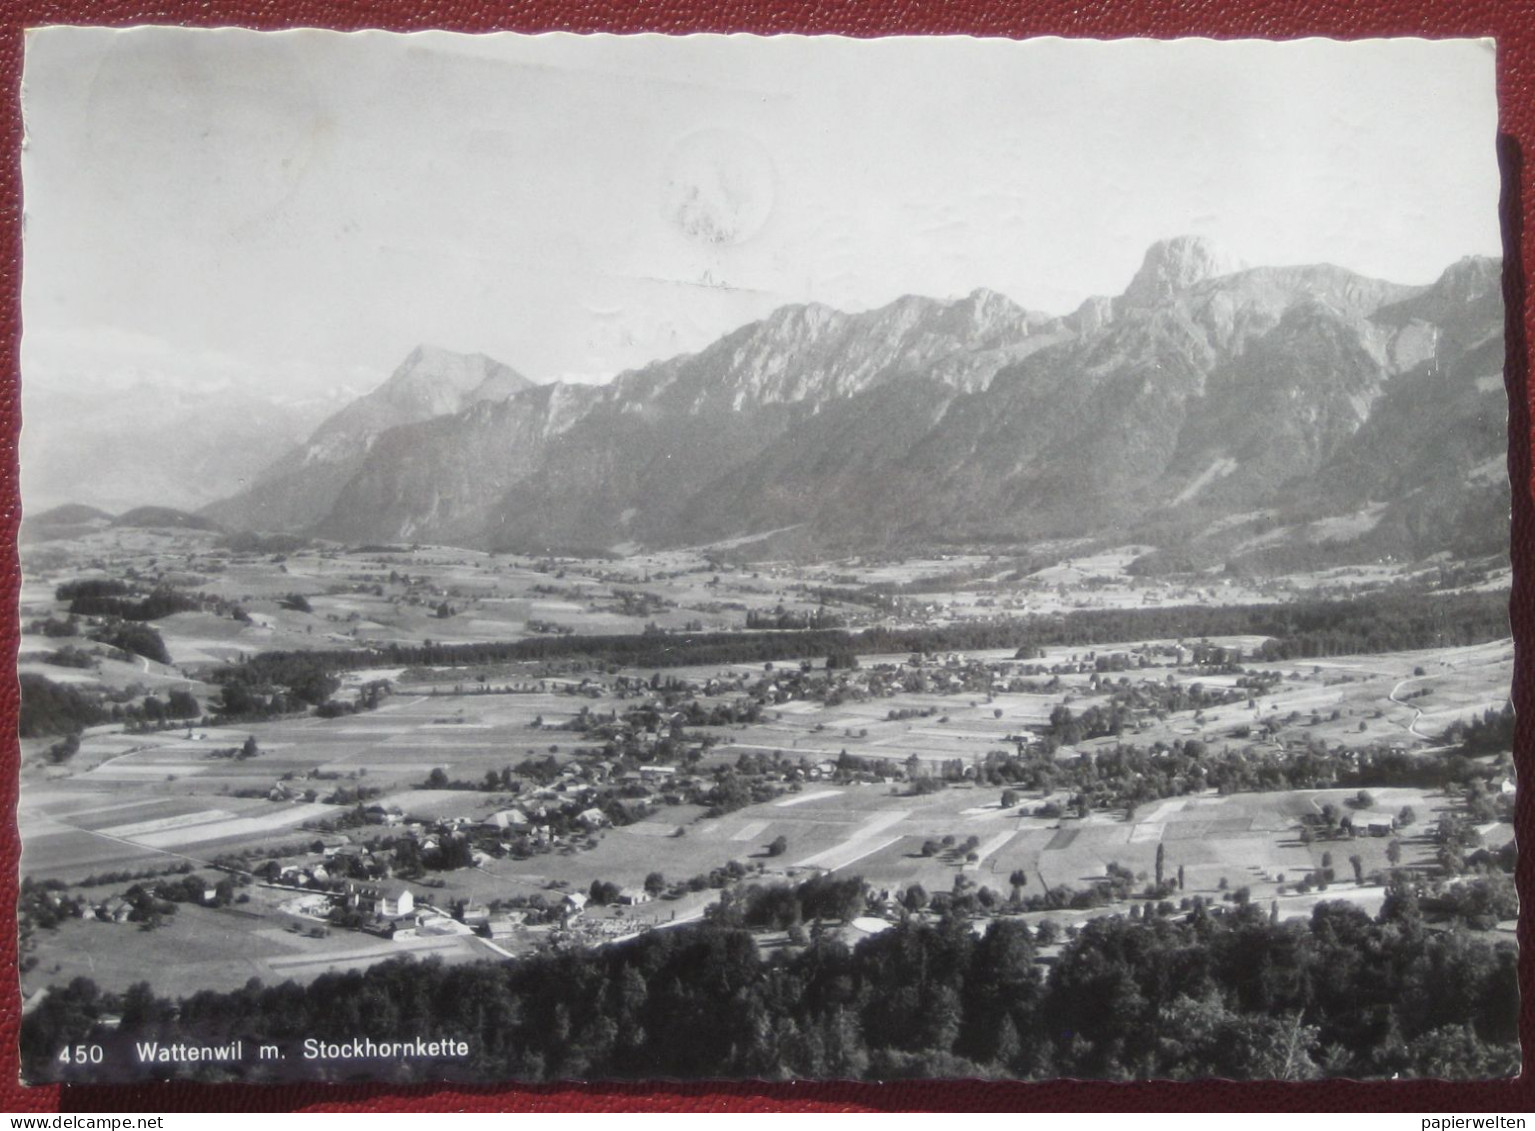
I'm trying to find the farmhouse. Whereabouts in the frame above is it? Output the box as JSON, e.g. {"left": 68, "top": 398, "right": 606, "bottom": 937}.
{"left": 482, "top": 808, "right": 528, "bottom": 831}
{"left": 380, "top": 883, "right": 414, "bottom": 918}
{"left": 480, "top": 912, "right": 525, "bottom": 940}
{"left": 346, "top": 881, "right": 415, "bottom": 918}
{"left": 95, "top": 897, "right": 133, "bottom": 923}
{"left": 362, "top": 914, "right": 420, "bottom": 941}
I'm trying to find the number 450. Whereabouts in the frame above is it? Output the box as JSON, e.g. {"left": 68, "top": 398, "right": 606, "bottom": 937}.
{"left": 58, "top": 1044, "right": 103, "bottom": 1064}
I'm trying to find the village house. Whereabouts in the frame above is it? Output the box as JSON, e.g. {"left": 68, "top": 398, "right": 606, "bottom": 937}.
{"left": 561, "top": 891, "right": 588, "bottom": 922}
{"left": 610, "top": 797, "right": 654, "bottom": 824}
{"left": 346, "top": 880, "right": 415, "bottom": 919}
{"left": 480, "top": 913, "right": 523, "bottom": 941}
{"left": 95, "top": 897, "right": 133, "bottom": 923}
{"left": 380, "top": 882, "right": 414, "bottom": 918}
{"left": 362, "top": 913, "right": 420, "bottom": 941}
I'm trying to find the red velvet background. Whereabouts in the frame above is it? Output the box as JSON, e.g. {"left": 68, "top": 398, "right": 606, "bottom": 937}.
{"left": 0, "top": 0, "right": 1531, "bottom": 1114}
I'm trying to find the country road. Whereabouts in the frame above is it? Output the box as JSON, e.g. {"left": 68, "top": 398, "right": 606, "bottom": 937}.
{"left": 1388, "top": 676, "right": 1430, "bottom": 740}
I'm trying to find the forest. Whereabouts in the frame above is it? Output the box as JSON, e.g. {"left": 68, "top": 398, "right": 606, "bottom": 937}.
{"left": 17, "top": 672, "right": 111, "bottom": 737}
{"left": 21, "top": 892, "right": 1517, "bottom": 1084}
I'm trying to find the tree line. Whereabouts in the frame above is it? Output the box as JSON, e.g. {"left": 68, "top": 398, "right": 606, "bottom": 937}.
{"left": 205, "top": 589, "right": 1510, "bottom": 685}
{"left": 21, "top": 892, "right": 1516, "bottom": 1085}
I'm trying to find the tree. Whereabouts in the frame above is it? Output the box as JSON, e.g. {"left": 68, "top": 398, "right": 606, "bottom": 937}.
{"left": 93, "top": 622, "right": 171, "bottom": 665}
{"left": 1381, "top": 877, "right": 1421, "bottom": 925}
{"left": 644, "top": 872, "right": 667, "bottom": 896}
{"left": 767, "top": 836, "right": 789, "bottom": 857}
{"left": 165, "top": 689, "right": 199, "bottom": 719}
{"left": 992, "top": 1013, "right": 1023, "bottom": 1071}
{"left": 238, "top": 735, "right": 259, "bottom": 760}
{"left": 1387, "top": 839, "right": 1403, "bottom": 866}
{"left": 1349, "top": 855, "right": 1364, "bottom": 884}
{"left": 1155, "top": 843, "right": 1166, "bottom": 887}
{"left": 288, "top": 667, "right": 341, "bottom": 707}
{"left": 20, "top": 674, "right": 110, "bottom": 737}
{"left": 214, "top": 681, "right": 259, "bottom": 719}
{"left": 1008, "top": 870, "right": 1028, "bottom": 903}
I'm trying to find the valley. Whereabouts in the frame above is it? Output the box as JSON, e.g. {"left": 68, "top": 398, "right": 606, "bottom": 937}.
{"left": 16, "top": 234, "right": 1518, "bottom": 1082}
{"left": 17, "top": 525, "right": 1516, "bottom": 1007}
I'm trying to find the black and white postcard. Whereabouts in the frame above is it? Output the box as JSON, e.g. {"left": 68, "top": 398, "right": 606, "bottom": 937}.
{"left": 14, "top": 30, "right": 1517, "bottom": 1084}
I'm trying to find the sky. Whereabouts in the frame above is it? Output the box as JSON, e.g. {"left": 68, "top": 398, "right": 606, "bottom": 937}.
{"left": 20, "top": 30, "right": 1503, "bottom": 396}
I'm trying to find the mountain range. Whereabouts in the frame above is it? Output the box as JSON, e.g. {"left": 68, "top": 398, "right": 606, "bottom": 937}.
{"left": 201, "top": 236, "right": 1509, "bottom": 570}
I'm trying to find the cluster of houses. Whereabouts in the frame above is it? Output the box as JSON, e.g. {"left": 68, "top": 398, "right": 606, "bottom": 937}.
{"left": 278, "top": 877, "right": 527, "bottom": 941}
{"left": 274, "top": 871, "right": 662, "bottom": 946}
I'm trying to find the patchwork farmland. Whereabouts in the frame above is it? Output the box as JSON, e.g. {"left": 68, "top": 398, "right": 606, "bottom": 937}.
{"left": 16, "top": 526, "right": 1516, "bottom": 1003}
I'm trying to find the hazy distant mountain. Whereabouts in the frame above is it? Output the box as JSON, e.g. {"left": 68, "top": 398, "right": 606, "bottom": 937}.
{"left": 112, "top": 506, "right": 221, "bottom": 531}
{"left": 19, "top": 381, "right": 329, "bottom": 515}
{"left": 18, "top": 503, "right": 116, "bottom": 543}
{"left": 202, "top": 345, "right": 533, "bottom": 533}
{"left": 205, "top": 237, "right": 1507, "bottom": 569}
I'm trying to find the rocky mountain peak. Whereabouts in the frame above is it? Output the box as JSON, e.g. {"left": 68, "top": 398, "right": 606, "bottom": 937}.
{"left": 1433, "top": 255, "right": 1501, "bottom": 304}
{"left": 381, "top": 345, "right": 530, "bottom": 416}
{"left": 763, "top": 301, "right": 843, "bottom": 335}
{"left": 1122, "top": 235, "right": 1247, "bottom": 308}
{"left": 955, "top": 286, "right": 1023, "bottom": 321}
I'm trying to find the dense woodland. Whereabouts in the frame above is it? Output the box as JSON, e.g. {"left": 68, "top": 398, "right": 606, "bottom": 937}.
{"left": 22, "top": 894, "right": 1517, "bottom": 1084}
{"left": 17, "top": 673, "right": 111, "bottom": 737}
